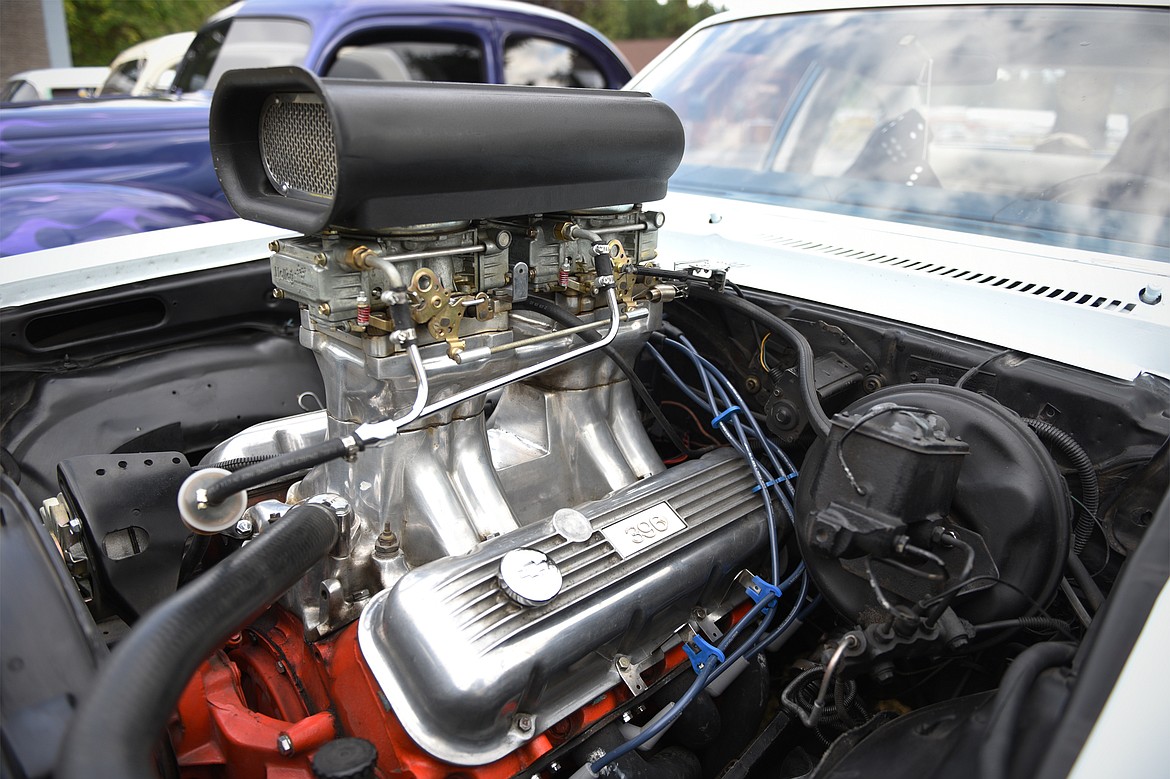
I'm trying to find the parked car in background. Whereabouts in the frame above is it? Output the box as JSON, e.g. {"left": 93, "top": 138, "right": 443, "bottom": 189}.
{"left": 0, "top": 0, "right": 633, "bottom": 256}
{"left": 96, "top": 32, "right": 196, "bottom": 96}
{"left": 1, "top": 67, "right": 109, "bottom": 103}
{"left": 1, "top": 2, "right": 1165, "bottom": 779}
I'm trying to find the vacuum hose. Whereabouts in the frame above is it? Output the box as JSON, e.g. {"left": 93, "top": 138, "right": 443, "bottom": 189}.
{"left": 685, "top": 285, "right": 832, "bottom": 438}
{"left": 1025, "top": 419, "right": 1099, "bottom": 555}
{"left": 58, "top": 502, "right": 339, "bottom": 779}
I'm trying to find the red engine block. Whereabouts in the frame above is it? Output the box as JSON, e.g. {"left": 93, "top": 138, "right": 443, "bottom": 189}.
{"left": 170, "top": 607, "right": 690, "bottom": 778}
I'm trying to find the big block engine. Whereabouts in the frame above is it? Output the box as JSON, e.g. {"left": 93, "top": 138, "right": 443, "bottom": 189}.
{"left": 169, "top": 67, "right": 775, "bottom": 776}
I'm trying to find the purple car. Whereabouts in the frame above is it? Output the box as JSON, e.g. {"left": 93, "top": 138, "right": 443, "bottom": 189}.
{"left": 0, "top": 0, "right": 633, "bottom": 256}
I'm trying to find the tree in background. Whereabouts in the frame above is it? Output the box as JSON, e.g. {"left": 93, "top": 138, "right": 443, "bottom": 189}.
{"left": 520, "top": 0, "right": 722, "bottom": 40}
{"left": 65, "top": 0, "right": 231, "bottom": 66}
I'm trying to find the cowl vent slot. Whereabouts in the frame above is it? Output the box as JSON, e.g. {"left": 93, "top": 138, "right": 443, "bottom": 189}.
{"left": 755, "top": 233, "right": 1137, "bottom": 314}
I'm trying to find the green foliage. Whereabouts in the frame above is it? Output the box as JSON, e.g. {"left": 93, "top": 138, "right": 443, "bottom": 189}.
{"left": 521, "top": 0, "right": 723, "bottom": 41}
{"left": 65, "top": 0, "right": 232, "bottom": 66}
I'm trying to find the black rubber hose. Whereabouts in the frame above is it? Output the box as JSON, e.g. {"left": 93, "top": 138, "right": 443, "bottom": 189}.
{"left": 202, "top": 455, "right": 276, "bottom": 472}
{"left": 1025, "top": 419, "right": 1099, "bottom": 555}
{"left": 1065, "top": 552, "right": 1105, "bottom": 612}
{"left": 203, "top": 437, "right": 355, "bottom": 505}
{"left": 57, "top": 502, "right": 339, "bottom": 779}
{"left": 973, "top": 617, "right": 1073, "bottom": 635}
{"left": 647, "top": 672, "right": 721, "bottom": 750}
{"left": 700, "top": 653, "right": 769, "bottom": 777}
{"left": 513, "top": 297, "right": 708, "bottom": 457}
{"left": 979, "top": 642, "right": 1076, "bottom": 779}
{"left": 684, "top": 284, "right": 832, "bottom": 438}
{"left": 570, "top": 722, "right": 702, "bottom": 779}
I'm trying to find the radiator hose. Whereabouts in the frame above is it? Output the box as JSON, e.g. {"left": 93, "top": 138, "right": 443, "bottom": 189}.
{"left": 57, "top": 502, "right": 339, "bottom": 779}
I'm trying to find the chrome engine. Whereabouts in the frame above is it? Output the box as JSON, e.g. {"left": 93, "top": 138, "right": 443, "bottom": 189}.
{"left": 202, "top": 213, "right": 769, "bottom": 764}
{"left": 190, "top": 67, "right": 771, "bottom": 765}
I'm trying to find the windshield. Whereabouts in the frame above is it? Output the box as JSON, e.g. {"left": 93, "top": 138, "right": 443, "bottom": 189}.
{"left": 173, "top": 17, "right": 311, "bottom": 94}
{"left": 634, "top": 6, "right": 1170, "bottom": 258}
{"left": 101, "top": 59, "right": 142, "bottom": 96}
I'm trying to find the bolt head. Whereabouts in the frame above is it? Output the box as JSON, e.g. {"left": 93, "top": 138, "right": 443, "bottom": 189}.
{"left": 276, "top": 733, "right": 293, "bottom": 756}
{"left": 268, "top": 241, "right": 280, "bottom": 252}
{"left": 235, "top": 518, "right": 254, "bottom": 536}
{"left": 318, "top": 303, "right": 331, "bottom": 316}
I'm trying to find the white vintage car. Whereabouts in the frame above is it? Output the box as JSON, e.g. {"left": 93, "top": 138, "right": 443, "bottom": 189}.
{"left": 1, "top": 67, "right": 108, "bottom": 102}
{"left": 0, "top": 2, "right": 1166, "bottom": 779}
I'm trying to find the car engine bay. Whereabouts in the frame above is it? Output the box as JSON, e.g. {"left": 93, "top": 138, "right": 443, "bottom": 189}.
{"left": 1, "top": 69, "right": 1168, "bottom": 779}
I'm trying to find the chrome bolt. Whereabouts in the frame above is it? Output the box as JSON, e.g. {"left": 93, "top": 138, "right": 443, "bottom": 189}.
{"left": 616, "top": 656, "right": 630, "bottom": 670}
{"left": 516, "top": 714, "right": 533, "bottom": 732}
{"left": 235, "top": 518, "right": 253, "bottom": 537}
{"left": 276, "top": 733, "right": 293, "bottom": 756}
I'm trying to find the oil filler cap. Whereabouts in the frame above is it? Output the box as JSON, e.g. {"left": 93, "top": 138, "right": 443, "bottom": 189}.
{"left": 311, "top": 737, "right": 377, "bottom": 779}
{"left": 498, "top": 548, "right": 562, "bottom": 607}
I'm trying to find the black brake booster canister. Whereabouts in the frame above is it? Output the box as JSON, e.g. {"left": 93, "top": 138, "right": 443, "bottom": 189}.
{"left": 794, "top": 385, "right": 1069, "bottom": 630}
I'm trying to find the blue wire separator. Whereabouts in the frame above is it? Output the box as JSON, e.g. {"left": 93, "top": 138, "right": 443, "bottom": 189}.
{"left": 751, "top": 471, "right": 799, "bottom": 493}
{"left": 682, "top": 633, "right": 725, "bottom": 673}
{"left": 742, "top": 573, "right": 783, "bottom": 614}
{"left": 710, "top": 405, "right": 742, "bottom": 428}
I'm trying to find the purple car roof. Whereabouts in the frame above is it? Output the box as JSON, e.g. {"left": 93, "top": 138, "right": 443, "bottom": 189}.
{"left": 223, "top": 0, "right": 631, "bottom": 85}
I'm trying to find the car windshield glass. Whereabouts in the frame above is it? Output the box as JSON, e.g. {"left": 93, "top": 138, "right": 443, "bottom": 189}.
{"left": 174, "top": 17, "right": 310, "bottom": 94}
{"left": 101, "top": 59, "right": 142, "bottom": 95}
{"left": 634, "top": 6, "right": 1170, "bottom": 258}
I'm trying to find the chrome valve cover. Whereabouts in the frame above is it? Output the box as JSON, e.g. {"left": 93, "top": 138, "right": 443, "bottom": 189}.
{"left": 358, "top": 448, "right": 768, "bottom": 765}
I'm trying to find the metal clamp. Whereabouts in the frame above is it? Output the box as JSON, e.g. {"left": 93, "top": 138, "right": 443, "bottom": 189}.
{"left": 614, "top": 651, "right": 661, "bottom": 695}
{"left": 807, "top": 633, "right": 860, "bottom": 726}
